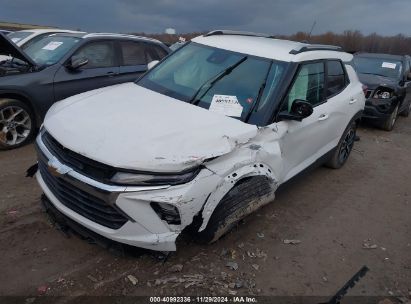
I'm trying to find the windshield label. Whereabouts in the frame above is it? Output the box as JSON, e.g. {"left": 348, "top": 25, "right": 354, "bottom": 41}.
{"left": 11, "top": 38, "right": 21, "bottom": 43}
{"left": 42, "top": 41, "right": 63, "bottom": 51}
{"left": 382, "top": 62, "right": 396, "bottom": 69}
{"left": 209, "top": 95, "right": 243, "bottom": 117}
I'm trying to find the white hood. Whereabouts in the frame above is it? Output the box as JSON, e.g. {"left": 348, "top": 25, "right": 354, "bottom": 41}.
{"left": 44, "top": 83, "right": 258, "bottom": 172}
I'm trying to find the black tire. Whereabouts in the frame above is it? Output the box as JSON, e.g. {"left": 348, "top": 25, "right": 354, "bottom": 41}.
{"left": 381, "top": 104, "right": 399, "bottom": 131}
{"left": 0, "top": 98, "right": 35, "bottom": 150}
{"left": 195, "top": 176, "right": 275, "bottom": 244}
{"left": 325, "top": 121, "right": 357, "bottom": 169}
{"left": 400, "top": 101, "right": 411, "bottom": 117}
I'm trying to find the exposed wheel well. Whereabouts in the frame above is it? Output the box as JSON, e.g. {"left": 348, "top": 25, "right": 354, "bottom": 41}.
{"left": 187, "top": 174, "right": 275, "bottom": 234}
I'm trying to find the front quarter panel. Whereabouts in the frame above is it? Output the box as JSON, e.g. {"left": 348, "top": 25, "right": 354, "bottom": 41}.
{"left": 198, "top": 125, "right": 287, "bottom": 231}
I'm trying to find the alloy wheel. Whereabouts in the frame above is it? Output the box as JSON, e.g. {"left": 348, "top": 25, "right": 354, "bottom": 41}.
{"left": 338, "top": 128, "right": 355, "bottom": 164}
{"left": 0, "top": 106, "right": 32, "bottom": 147}
{"left": 390, "top": 105, "right": 399, "bottom": 129}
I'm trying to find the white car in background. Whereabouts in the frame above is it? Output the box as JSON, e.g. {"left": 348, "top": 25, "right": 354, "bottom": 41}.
{"left": 0, "top": 29, "right": 81, "bottom": 61}
{"left": 36, "top": 30, "right": 365, "bottom": 251}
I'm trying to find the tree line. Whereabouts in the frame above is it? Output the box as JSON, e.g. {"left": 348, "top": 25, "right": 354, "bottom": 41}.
{"left": 135, "top": 30, "right": 411, "bottom": 55}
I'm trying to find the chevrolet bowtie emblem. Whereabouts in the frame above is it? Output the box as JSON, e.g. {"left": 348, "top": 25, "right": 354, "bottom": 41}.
{"left": 47, "top": 159, "right": 70, "bottom": 177}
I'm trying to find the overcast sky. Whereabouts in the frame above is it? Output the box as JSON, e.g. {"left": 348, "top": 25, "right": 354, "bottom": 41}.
{"left": 1, "top": 0, "right": 410, "bottom": 36}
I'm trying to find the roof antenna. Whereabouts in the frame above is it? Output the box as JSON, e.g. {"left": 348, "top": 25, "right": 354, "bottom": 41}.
{"left": 307, "top": 20, "right": 316, "bottom": 42}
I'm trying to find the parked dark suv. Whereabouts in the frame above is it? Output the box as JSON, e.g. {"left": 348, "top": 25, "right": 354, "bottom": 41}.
{"left": 353, "top": 53, "right": 411, "bottom": 130}
{"left": 0, "top": 32, "right": 170, "bottom": 149}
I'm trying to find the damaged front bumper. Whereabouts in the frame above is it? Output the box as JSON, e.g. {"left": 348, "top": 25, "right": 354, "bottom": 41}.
{"left": 362, "top": 97, "right": 397, "bottom": 121}
{"left": 35, "top": 135, "right": 221, "bottom": 252}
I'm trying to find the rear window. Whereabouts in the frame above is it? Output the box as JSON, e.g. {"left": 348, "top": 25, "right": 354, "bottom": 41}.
{"left": 327, "top": 60, "right": 346, "bottom": 97}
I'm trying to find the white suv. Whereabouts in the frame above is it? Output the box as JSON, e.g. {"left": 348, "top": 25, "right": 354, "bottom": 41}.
{"left": 35, "top": 30, "right": 365, "bottom": 251}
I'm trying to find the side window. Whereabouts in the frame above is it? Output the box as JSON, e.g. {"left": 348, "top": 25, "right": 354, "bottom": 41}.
{"left": 145, "top": 44, "right": 168, "bottom": 62}
{"left": 283, "top": 62, "right": 324, "bottom": 112}
{"left": 120, "top": 41, "right": 147, "bottom": 66}
{"left": 327, "top": 60, "right": 346, "bottom": 97}
{"left": 72, "top": 41, "right": 116, "bottom": 69}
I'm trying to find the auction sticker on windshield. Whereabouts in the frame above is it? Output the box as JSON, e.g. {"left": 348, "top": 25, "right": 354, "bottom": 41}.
{"left": 382, "top": 62, "right": 396, "bottom": 69}
{"left": 209, "top": 95, "right": 243, "bottom": 117}
{"left": 42, "top": 41, "right": 63, "bottom": 51}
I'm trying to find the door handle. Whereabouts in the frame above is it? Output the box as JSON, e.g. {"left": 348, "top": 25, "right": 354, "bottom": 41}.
{"left": 318, "top": 113, "right": 329, "bottom": 121}
{"left": 349, "top": 97, "right": 357, "bottom": 104}
{"left": 106, "top": 71, "right": 116, "bottom": 77}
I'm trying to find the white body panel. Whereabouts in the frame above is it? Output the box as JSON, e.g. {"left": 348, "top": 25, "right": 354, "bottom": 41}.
{"left": 37, "top": 35, "right": 364, "bottom": 251}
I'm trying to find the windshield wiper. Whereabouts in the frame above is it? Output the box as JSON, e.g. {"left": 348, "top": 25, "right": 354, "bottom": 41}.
{"left": 360, "top": 72, "right": 389, "bottom": 78}
{"left": 190, "top": 56, "right": 247, "bottom": 105}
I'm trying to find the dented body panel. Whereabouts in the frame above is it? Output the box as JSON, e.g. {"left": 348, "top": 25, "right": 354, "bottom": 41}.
{"left": 36, "top": 34, "right": 365, "bottom": 251}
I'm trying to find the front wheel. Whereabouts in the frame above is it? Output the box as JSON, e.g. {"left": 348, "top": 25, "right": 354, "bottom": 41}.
{"left": 381, "top": 104, "right": 399, "bottom": 131}
{"left": 195, "top": 176, "right": 275, "bottom": 244}
{"left": 326, "top": 121, "right": 357, "bottom": 169}
{"left": 0, "top": 99, "right": 35, "bottom": 150}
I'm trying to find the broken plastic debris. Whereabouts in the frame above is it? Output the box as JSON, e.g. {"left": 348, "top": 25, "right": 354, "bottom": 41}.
{"left": 169, "top": 264, "right": 183, "bottom": 272}
{"left": 127, "top": 274, "right": 138, "bottom": 285}
{"left": 226, "top": 261, "right": 239, "bottom": 270}
{"left": 257, "top": 232, "right": 265, "bottom": 238}
{"left": 87, "top": 275, "right": 98, "bottom": 283}
{"left": 362, "top": 243, "right": 378, "bottom": 249}
{"left": 251, "top": 264, "right": 259, "bottom": 271}
{"left": 283, "top": 239, "right": 301, "bottom": 245}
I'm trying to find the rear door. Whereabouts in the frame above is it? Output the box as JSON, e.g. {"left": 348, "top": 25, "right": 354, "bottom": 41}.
{"left": 322, "top": 60, "right": 353, "bottom": 145}
{"left": 53, "top": 40, "right": 120, "bottom": 101}
{"left": 117, "top": 40, "right": 169, "bottom": 83}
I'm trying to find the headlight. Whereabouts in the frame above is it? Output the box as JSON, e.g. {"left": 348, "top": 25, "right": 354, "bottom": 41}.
{"left": 110, "top": 167, "right": 200, "bottom": 186}
{"left": 373, "top": 90, "right": 392, "bottom": 99}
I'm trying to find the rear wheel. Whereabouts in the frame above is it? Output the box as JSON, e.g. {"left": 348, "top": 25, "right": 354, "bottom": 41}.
{"left": 0, "top": 99, "right": 35, "bottom": 150}
{"left": 381, "top": 104, "right": 399, "bottom": 131}
{"left": 326, "top": 121, "right": 357, "bottom": 169}
{"left": 400, "top": 101, "right": 411, "bottom": 117}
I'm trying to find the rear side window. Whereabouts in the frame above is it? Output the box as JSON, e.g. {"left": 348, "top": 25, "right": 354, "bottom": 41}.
{"left": 326, "top": 60, "right": 346, "bottom": 97}
{"left": 146, "top": 44, "right": 168, "bottom": 61}
{"left": 119, "top": 42, "right": 168, "bottom": 66}
{"left": 72, "top": 41, "right": 116, "bottom": 69}
{"left": 120, "top": 41, "right": 146, "bottom": 65}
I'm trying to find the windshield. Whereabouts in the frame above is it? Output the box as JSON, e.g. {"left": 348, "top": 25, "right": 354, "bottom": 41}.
{"left": 137, "top": 43, "right": 287, "bottom": 122}
{"left": 354, "top": 57, "right": 402, "bottom": 79}
{"left": 7, "top": 31, "right": 32, "bottom": 44}
{"left": 23, "top": 35, "right": 81, "bottom": 66}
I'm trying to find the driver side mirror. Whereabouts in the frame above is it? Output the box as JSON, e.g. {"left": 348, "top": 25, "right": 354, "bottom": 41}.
{"left": 67, "top": 57, "right": 88, "bottom": 71}
{"left": 278, "top": 99, "right": 314, "bottom": 122}
{"left": 147, "top": 60, "right": 159, "bottom": 70}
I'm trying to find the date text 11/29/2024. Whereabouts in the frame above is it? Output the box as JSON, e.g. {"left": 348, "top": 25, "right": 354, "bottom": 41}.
{"left": 149, "top": 296, "right": 257, "bottom": 303}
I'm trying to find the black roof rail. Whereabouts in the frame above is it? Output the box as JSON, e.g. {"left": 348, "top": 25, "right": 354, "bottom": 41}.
{"left": 204, "top": 30, "right": 274, "bottom": 38}
{"left": 289, "top": 44, "right": 343, "bottom": 54}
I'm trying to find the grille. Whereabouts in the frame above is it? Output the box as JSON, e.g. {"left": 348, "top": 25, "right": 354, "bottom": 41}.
{"left": 42, "top": 131, "right": 116, "bottom": 182}
{"left": 38, "top": 159, "right": 128, "bottom": 229}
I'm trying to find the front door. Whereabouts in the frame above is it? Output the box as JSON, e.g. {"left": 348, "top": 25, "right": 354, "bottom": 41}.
{"left": 277, "top": 61, "right": 336, "bottom": 181}
{"left": 53, "top": 40, "right": 120, "bottom": 102}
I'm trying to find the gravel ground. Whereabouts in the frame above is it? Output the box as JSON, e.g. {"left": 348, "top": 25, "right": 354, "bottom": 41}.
{"left": 0, "top": 118, "right": 410, "bottom": 303}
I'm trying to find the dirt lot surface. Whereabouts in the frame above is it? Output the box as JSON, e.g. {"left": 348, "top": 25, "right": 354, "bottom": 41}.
{"left": 0, "top": 118, "right": 410, "bottom": 303}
